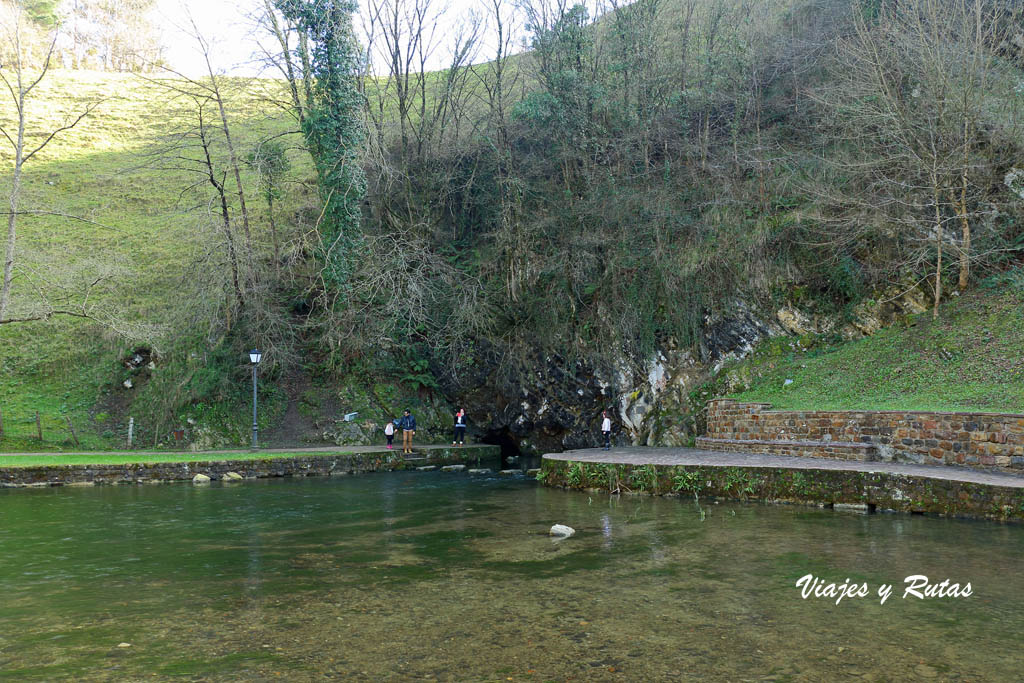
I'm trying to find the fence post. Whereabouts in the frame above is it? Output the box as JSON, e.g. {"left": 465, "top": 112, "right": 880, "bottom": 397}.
{"left": 35, "top": 411, "right": 42, "bottom": 441}
{"left": 127, "top": 417, "right": 134, "bottom": 450}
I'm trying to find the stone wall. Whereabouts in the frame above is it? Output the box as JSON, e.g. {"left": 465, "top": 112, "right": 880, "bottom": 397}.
{"left": 0, "top": 446, "right": 499, "bottom": 488}
{"left": 697, "top": 399, "right": 1024, "bottom": 471}
{"left": 539, "top": 456, "right": 1024, "bottom": 522}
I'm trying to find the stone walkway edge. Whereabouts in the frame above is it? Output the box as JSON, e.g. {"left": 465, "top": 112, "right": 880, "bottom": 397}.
{"left": 540, "top": 447, "right": 1024, "bottom": 522}
{"left": 543, "top": 447, "right": 1024, "bottom": 488}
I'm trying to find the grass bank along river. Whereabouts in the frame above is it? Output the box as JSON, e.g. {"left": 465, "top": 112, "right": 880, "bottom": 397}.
{"left": 0, "top": 445, "right": 499, "bottom": 486}
{"left": 2, "top": 471, "right": 1024, "bottom": 680}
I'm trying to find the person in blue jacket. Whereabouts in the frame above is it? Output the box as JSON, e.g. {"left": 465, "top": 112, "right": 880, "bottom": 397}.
{"left": 399, "top": 409, "right": 417, "bottom": 454}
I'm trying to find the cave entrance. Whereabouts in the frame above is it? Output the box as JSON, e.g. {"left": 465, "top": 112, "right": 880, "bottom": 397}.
{"left": 479, "top": 428, "right": 528, "bottom": 469}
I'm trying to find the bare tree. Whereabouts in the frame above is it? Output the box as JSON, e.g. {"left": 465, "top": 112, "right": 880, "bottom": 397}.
{"left": 814, "top": 0, "right": 1020, "bottom": 316}
{"left": 0, "top": 1, "right": 101, "bottom": 323}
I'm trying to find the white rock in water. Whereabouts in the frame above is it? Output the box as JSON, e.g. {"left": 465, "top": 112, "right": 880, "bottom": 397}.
{"left": 550, "top": 524, "right": 575, "bottom": 538}
{"left": 468, "top": 468, "right": 491, "bottom": 474}
{"left": 192, "top": 473, "right": 211, "bottom": 484}
{"left": 222, "top": 471, "right": 243, "bottom": 481}
{"left": 441, "top": 464, "right": 466, "bottom": 472}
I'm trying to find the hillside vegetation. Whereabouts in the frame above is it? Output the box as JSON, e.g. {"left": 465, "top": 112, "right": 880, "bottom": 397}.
{"left": 2, "top": 0, "right": 1024, "bottom": 452}
{"left": 727, "top": 285, "right": 1024, "bottom": 412}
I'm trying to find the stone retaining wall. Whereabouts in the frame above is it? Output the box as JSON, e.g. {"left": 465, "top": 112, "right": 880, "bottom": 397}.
{"left": 701, "top": 399, "right": 1024, "bottom": 470}
{"left": 0, "top": 446, "right": 499, "bottom": 487}
{"left": 539, "top": 456, "right": 1024, "bottom": 522}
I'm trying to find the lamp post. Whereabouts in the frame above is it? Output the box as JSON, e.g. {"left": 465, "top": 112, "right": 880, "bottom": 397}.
{"left": 249, "top": 348, "right": 262, "bottom": 449}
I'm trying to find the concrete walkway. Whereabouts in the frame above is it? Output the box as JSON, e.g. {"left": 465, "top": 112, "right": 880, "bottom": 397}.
{"left": 544, "top": 447, "right": 1024, "bottom": 489}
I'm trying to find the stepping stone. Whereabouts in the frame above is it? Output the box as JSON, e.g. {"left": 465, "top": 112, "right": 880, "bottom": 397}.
{"left": 526, "top": 469, "right": 540, "bottom": 477}
{"left": 499, "top": 469, "right": 520, "bottom": 475}
{"left": 468, "top": 468, "right": 491, "bottom": 474}
{"left": 416, "top": 466, "right": 437, "bottom": 471}
{"left": 441, "top": 464, "right": 466, "bottom": 472}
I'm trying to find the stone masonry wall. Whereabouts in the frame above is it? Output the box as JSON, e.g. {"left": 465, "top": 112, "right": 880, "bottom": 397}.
{"left": 0, "top": 446, "right": 499, "bottom": 488}
{"left": 701, "top": 399, "right": 1024, "bottom": 470}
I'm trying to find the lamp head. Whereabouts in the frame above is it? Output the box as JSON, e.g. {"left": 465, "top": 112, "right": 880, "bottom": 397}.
{"left": 249, "top": 349, "right": 262, "bottom": 364}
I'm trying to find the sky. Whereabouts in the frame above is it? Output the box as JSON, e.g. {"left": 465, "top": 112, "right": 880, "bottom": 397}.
{"left": 154, "top": 0, "right": 529, "bottom": 78}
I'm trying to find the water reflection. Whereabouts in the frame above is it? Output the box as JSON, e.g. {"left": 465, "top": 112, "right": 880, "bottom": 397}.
{"left": 0, "top": 472, "right": 1023, "bottom": 680}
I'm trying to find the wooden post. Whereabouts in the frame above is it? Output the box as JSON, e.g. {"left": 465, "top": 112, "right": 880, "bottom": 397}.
{"left": 35, "top": 411, "right": 42, "bottom": 440}
{"left": 127, "top": 417, "right": 134, "bottom": 449}
{"left": 65, "top": 416, "right": 80, "bottom": 447}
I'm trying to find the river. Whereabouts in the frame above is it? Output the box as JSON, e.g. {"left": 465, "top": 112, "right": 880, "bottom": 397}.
{"left": 1, "top": 471, "right": 1022, "bottom": 680}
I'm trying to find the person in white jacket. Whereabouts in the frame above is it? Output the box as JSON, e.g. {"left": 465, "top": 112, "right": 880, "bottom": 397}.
{"left": 601, "top": 411, "right": 612, "bottom": 450}
{"left": 384, "top": 419, "right": 396, "bottom": 449}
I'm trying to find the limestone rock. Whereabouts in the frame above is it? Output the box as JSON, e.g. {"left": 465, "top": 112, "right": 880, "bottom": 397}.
{"left": 441, "top": 464, "right": 466, "bottom": 472}
{"left": 222, "top": 471, "right": 243, "bottom": 481}
{"left": 467, "top": 468, "right": 491, "bottom": 474}
{"left": 192, "top": 473, "right": 211, "bottom": 484}
{"left": 416, "top": 465, "right": 437, "bottom": 471}
{"left": 549, "top": 524, "right": 575, "bottom": 538}
{"left": 499, "top": 469, "right": 520, "bottom": 475}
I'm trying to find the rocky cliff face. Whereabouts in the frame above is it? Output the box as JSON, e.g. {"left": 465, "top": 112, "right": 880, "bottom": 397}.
{"left": 440, "top": 282, "right": 936, "bottom": 455}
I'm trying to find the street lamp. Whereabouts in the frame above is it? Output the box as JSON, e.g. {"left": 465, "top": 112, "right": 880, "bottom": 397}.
{"left": 249, "top": 349, "right": 262, "bottom": 449}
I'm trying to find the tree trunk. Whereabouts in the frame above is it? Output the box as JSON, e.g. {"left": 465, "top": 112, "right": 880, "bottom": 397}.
{"left": 0, "top": 91, "right": 25, "bottom": 322}
{"left": 933, "top": 177, "right": 943, "bottom": 319}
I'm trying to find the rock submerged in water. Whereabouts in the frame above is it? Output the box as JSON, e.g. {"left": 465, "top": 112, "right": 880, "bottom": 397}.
{"left": 192, "top": 473, "right": 211, "bottom": 484}
{"left": 222, "top": 471, "right": 243, "bottom": 482}
{"left": 550, "top": 524, "right": 575, "bottom": 538}
{"left": 441, "top": 464, "right": 466, "bottom": 472}
{"left": 468, "top": 468, "right": 491, "bottom": 474}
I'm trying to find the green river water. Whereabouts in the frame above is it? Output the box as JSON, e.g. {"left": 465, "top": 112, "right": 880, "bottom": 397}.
{"left": 1, "top": 470, "right": 1022, "bottom": 681}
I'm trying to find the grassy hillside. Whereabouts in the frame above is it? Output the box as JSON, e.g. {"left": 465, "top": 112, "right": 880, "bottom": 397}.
{"left": 727, "top": 283, "right": 1024, "bottom": 413}
{"left": 0, "top": 71, "right": 309, "bottom": 450}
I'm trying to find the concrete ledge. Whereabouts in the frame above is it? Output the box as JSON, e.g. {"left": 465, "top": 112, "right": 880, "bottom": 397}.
{"left": 540, "top": 448, "right": 1024, "bottom": 522}
{"left": 0, "top": 446, "right": 500, "bottom": 488}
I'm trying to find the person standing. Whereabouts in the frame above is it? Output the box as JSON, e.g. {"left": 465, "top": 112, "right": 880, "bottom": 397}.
{"left": 384, "top": 419, "right": 395, "bottom": 449}
{"left": 601, "top": 410, "right": 612, "bottom": 451}
{"left": 400, "top": 409, "right": 417, "bottom": 454}
{"left": 453, "top": 408, "right": 467, "bottom": 446}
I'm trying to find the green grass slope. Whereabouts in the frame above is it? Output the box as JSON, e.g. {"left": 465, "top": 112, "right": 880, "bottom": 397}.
{"left": 0, "top": 71, "right": 307, "bottom": 451}
{"left": 727, "top": 285, "right": 1024, "bottom": 413}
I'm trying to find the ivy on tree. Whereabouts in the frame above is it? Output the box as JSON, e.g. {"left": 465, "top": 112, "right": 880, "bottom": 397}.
{"left": 274, "top": 0, "right": 367, "bottom": 294}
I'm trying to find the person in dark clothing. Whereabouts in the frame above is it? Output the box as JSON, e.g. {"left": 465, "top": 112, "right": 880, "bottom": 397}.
{"left": 399, "top": 409, "right": 416, "bottom": 454}
{"left": 453, "top": 408, "right": 467, "bottom": 446}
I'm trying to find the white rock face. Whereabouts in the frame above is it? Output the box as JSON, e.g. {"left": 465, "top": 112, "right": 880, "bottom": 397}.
{"left": 549, "top": 524, "right": 575, "bottom": 538}
{"left": 192, "top": 473, "right": 211, "bottom": 484}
